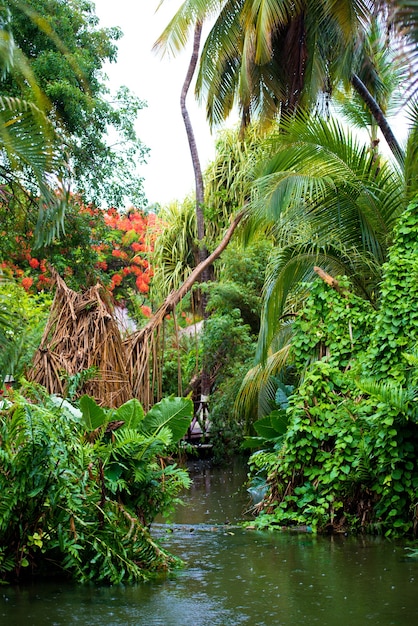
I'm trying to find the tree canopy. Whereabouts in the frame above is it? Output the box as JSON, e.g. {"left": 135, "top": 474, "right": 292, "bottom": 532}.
{"left": 2, "top": 0, "right": 148, "bottom": 207}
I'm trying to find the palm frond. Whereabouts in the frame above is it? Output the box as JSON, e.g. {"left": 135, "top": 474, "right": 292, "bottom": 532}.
{"left": 152, "top": 198, "right": 198, "bottom": 299}
{"left": 154, "top": 0, "right": 223, "bottom": 57}
{"left": 404, "top": 100, "right": 418, "bottom": 202}
{"left": 234, "top": 328, "right": 293, "bottom": 426}
{"left": 357, "top": 377, "right": 416, "bottom": 420}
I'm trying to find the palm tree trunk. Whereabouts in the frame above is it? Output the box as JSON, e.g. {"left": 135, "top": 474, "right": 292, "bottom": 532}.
{"left": 351, "top": 73, "right": 404, "bottom": 166}
{"left": 180, "top": 20, "right": 208, "bottom": 267}
{"left": 179, "top": 19, "right": 211, "bottom": 404}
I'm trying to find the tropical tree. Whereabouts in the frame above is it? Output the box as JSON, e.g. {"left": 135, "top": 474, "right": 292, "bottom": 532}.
{"left": 156, "top": 1, "right": 410, "bottom": 164}
{"left": 0, "top": 5, "right": 74, "bottom": 257}
{"left": 245, "top": 196, "right": 418, "bottom": 537}
{"left": 157, "top": 1, "right": 360, "bottom": 123}
{"left": 2, "top": 0, "right": 148, "bottom": 207}
{"left": 234, "top": 108, "right": 418, "bottom": 423}
{"left": 335, "top": 16, "right": 407, "bottom": 150}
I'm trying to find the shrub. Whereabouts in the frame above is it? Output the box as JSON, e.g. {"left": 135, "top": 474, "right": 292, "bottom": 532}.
{"left": 0, "top": 384, "right": 192, "bottom": 584}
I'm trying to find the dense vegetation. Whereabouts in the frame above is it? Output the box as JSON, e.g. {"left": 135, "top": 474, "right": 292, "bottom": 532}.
{"left": 0, "top": 386, "right": 192, "bottom": 583}
{"left": 247, "top": 200, "right": 418, "bottom": 535}
{"left": 2, "top": 0, "right": 148, "bottom": 207}
{"left": 2, "top": 0, "right": 418, "bottom": 587}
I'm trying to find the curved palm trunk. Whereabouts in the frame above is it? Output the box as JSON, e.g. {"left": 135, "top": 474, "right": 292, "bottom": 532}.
{"left": 180, "top": 21, "right": 208, "bottom": 269}
{"left": 351, "top": 73, "right": 404, "bottom": 166}
{"left": 179, "top": 20, "right": 211, "bottom": 407}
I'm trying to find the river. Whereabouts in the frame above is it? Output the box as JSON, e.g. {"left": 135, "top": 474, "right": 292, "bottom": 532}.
{"left": 1, "top": 457, "right": 417, "bottom": 625}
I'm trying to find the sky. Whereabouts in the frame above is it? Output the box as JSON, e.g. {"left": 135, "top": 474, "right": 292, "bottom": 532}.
{"left": 94, "top": 0, "right": 219, "bottom": 207}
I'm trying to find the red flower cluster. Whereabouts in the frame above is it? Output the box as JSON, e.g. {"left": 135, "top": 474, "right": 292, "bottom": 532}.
{"left": 29, "top": 258, "right": 40, "bottom": 269}
{"left": 97, "top": 207, "right": 160, "bottom": 302}
{"left": 1, "top": 196, "right": 160, "bottom": 309}
{"left": 21, "top": 276, "right": 33, "bottom": 291}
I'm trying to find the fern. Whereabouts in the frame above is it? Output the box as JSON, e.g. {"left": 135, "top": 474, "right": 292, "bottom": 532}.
{"left": 0, "top": 388, "right": 193, "bottom": 584}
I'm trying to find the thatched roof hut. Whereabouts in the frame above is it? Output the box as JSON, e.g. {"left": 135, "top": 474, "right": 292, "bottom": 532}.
{"left": 27, "top": 212, "right": 244, "bottom": 409}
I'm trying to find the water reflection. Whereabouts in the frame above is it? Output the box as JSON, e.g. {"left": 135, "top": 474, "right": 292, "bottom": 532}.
{"left": 164, "top": 456, "right": 251, "bottom": 525}
{"left": 2, "top": 457, "right": 418, "bottom": 625}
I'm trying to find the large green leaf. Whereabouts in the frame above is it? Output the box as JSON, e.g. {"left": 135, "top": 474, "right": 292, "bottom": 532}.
{"left": 254, "top": 409, "right": 289, "bottom": 440}
{"left": 140, "top": 397, "right": 193, "bottom": 444}
{"left": 79, "top": 395, "right": 107, "bottom": 431}
{"left": 270, "top": 410, "right": 290, "bottom": 436}
{"left": 114, "top": 398, "right": 144, "bottom": 430}
{"left": 241, "top": 436, "right": 269, "bottom": 450}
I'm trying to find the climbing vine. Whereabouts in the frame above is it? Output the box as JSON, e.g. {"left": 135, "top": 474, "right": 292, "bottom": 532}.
{"left": 247, "top": 199, "right": 418, "bottom": 536}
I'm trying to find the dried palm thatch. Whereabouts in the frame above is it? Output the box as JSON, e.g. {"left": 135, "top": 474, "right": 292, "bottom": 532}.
{"left": 27, "top": 270, "right": 132, "bottom": 407}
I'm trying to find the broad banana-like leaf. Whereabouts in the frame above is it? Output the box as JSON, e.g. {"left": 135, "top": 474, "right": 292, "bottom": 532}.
{"left": 140, "top": 396, "right": 193, "bottom": 443}
{"left": 241, "top": 436, "right": 269, "bottom": 450}
{"left": 114, "top": 398, "right": 144, "bottom": 430}
{"left": 270, "top": 410, "right": 290, "bottom": 435}
{"left": 79, "top": 394, "right": 107, "bottom": 431}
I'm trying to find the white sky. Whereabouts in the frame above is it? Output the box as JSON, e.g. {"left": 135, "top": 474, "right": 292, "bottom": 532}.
{"left": 94, "top": 0, "right": 218, "bottom": 207}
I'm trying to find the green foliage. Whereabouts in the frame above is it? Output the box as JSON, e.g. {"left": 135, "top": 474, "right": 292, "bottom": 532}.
{"left": 363, "top": 198, "right": 418, "bottom": 382}
{"left": 201, "top": 310, "right": 254, "bottom": 378}
{"left": 160, "top": 311, "right": 259, "bottom": 463}
{"left": 161, "top": 330, "right": 199, "bottom": 398}
{"left": 3, "top": 0, "right": 148, "bottom": 206}
{"left": 243, "top": 408, "right": 290, "bottom": 451}
{"left": 247, "top": 199, "right": 418, "bottom": 536}
{"left": 208, "top": 239, "right": 272, "bottom": 334}
{"left": 251, "top": 111, "right": 404, "bottom": 363}
{"left": 0, "top": 384, "right": 193, "bottom": 584}
{"left": 201, "top": 311, "right": 256, "bottom": 461}
{"left": 290, "top": 276, "right": 375, "bottom": 375}
{"left": 248, "top": 358, "right": 418, "bottom": 536}
{"left": 203, "top": 124, "right": 267, "bottom": 232}
{"left": 152, "top": 198, "right": 198, "bottom": 301}
{"left": 0, "top": 278, "right": 51, "bottom": 380}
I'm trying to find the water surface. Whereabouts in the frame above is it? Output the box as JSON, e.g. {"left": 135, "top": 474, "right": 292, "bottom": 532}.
{"left": 2, "top": 457, "right": 417, "bottom": 625}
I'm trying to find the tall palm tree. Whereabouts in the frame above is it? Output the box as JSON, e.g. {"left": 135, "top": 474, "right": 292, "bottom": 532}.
{"left": 157, "top": 1, "right": 408, "bottom": 159}
{"left": 157, "top": 1, "right": 369, "bottom": 121}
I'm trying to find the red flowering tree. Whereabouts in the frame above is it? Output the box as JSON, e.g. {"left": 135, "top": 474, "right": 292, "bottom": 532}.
{"left": 96, "top": 208, "right": 162, "bottom": 318}
{"left": 0, "top": 195, "right": 162, "bottom": 320}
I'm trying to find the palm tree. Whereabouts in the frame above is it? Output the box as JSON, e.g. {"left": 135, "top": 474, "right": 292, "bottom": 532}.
{"left": 251, "top": 111, "right": 409, "bottom": 355}
{"left": 157, "top": 1, "right": 362, "bottom": 124}
{"left": 334, "top": 18, "right": 406, "bottom": 147}
{"left": 383, "top": 0, "right": 418, "bottom": 98}
{"left": 157, "top": 1, "right": 409, "bottom": 160}
{"left": 233, "top": 107, "right": 418, "bottom": 422}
